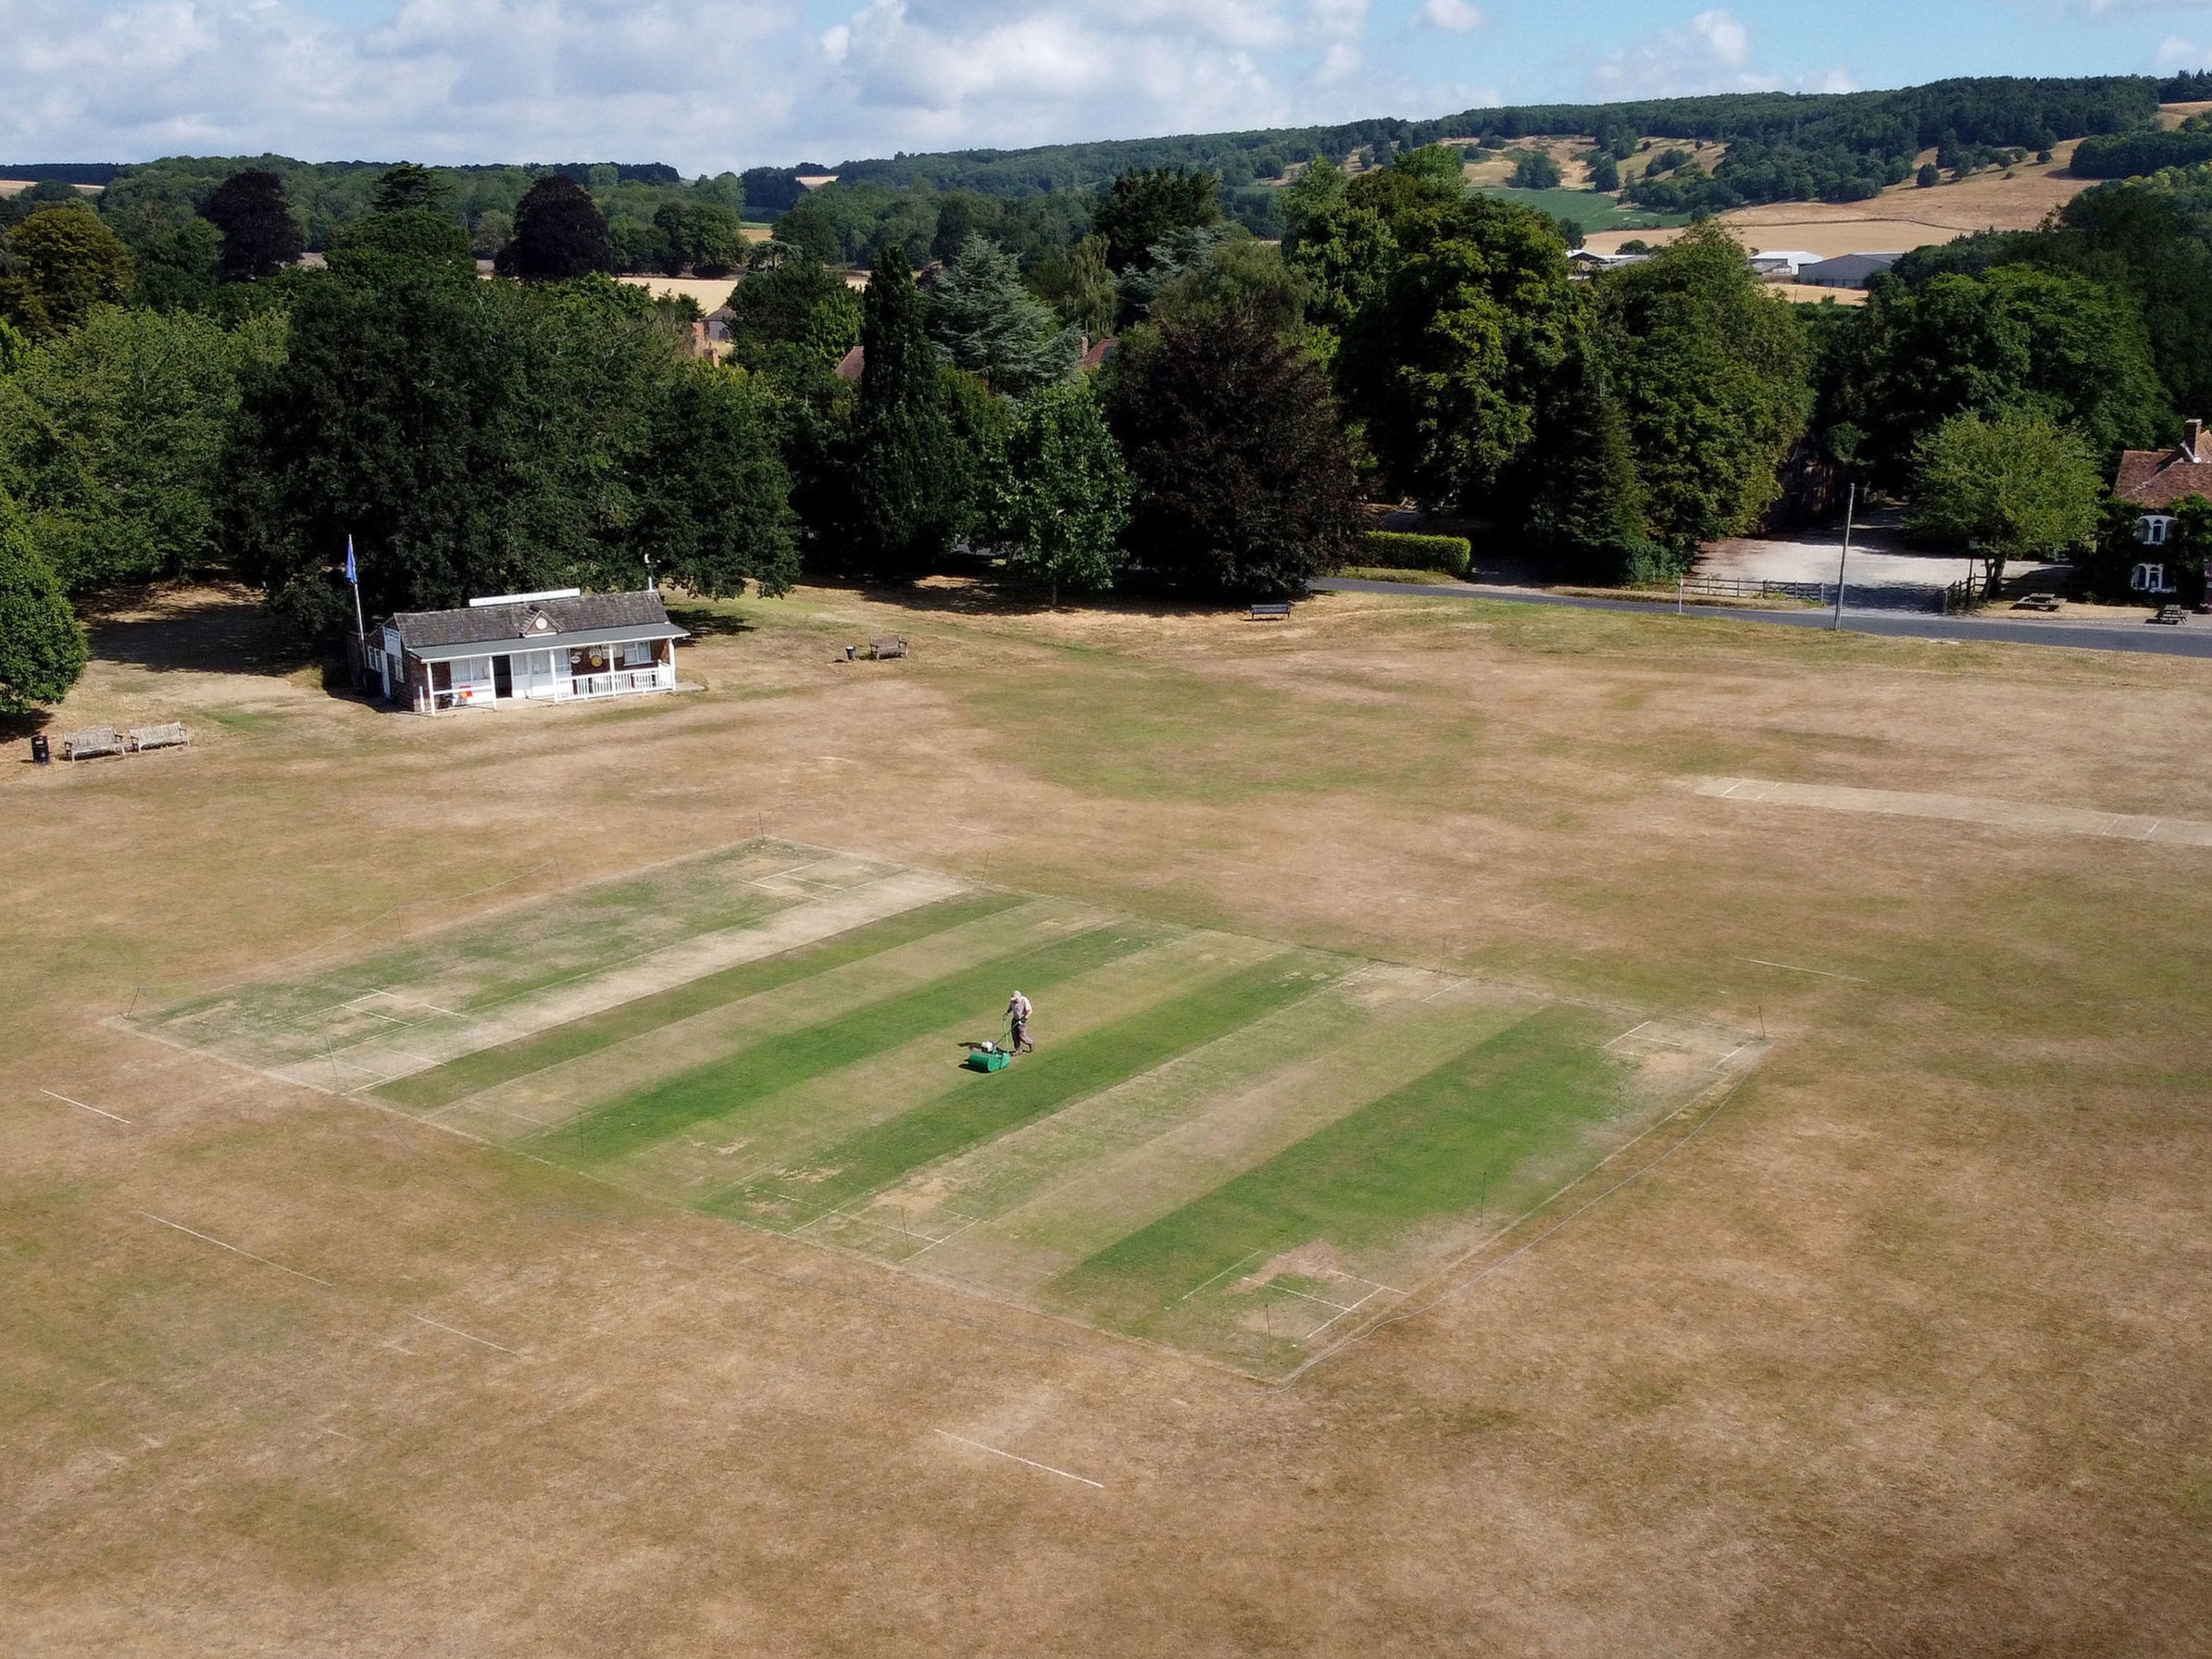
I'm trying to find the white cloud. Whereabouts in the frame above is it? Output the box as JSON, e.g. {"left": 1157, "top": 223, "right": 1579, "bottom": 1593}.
{"left": 1416, "top": 0, "right": 1484, "bottom": 32}
{"left": 1592, "top": 8, "right": 1767, "bottom": 98}
{"left": 2157, "top": 33, "right": 2212, "bottom": 69}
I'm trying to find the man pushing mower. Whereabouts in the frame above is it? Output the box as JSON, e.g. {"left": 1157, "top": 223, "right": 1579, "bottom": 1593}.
{"left": 1006, "top": 991, "right": 1034, "bottom": 1054}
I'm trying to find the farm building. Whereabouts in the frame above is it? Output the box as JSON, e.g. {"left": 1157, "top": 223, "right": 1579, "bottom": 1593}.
{"left": 2115, "top": 419, "right": 2212, "bottom": 596}
{"left": 1747, "top": 249, "right": 1821, "bottom": 281}
{"left": 1797, "top": 253, "right": 1902, "bottom": 290}
{"left": 368, "top": 589, "right": 688, "bottom": 715}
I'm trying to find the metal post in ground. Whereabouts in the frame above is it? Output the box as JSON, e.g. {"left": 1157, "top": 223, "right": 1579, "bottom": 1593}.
{"left": 1831, "top": 483, "right": 1856, "bottom": 632}
{"left": 1678, "top": 576, "right": 1684, "bottom": 616}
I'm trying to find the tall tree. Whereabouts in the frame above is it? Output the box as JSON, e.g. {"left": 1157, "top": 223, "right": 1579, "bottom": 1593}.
{"left": 0, "top": 206, "right": 134, "bottom": 340}
{"left": 1028, "top": 234, "right": 1118, "bottom": 339}
{"left": 628, "top": 364, "right": 798, "bottom": 596}
{"left": 832, "top": 247, "right": 969, "bottom": 574}
{"left": 497, "top": 176, "right": 616, "bottom": 281}
{"left": 1103, "top": 310, "right": 1360, "bottom": 599}
{"left": 1591, "top": 222, "right": 1811, "bottom": 553}
{"left": 371, "top": 162, "right": 446, "bottom": 214}
{"left": 0, "top": 306, "right": 287, "bottom": 594}
{"left": 1092, "top": 167, "right": 1220, "bottom": 274}
{"left": 204, "top": 169, "right": 304, "bottom": 282}
{"left": 1830, "top": 265, "right": 2168, "bottom": 487}
{"left": 1906, "top": 411, "right": 2100, "bottom": 592}
{"left": 985, "top": 379, "right": 1132, "bottom": 604}
{"left": 927, "top": 234, "right": 1081, "bottom": 395}
{"left": 724, "top": 258, "right": 861, "bottom": 370}
{"left": 1332, "top": 191, "right": 1581, "bottom": 513}
{"left": 1525, "top": 339, "right": 1668, "bottom": 581}
{"left": 222, "top": 261, "right": 757, "bottom": 634}
{"left": 0, "top": 493, "right": 87, "bottom": 713}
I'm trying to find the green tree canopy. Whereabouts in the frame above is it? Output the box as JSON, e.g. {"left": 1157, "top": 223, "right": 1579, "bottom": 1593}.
{"left": 1393, "top": 145, "right": 1468, "bottom": 193}
{"left": 1830, "top": 264, "right": 2169, "bottom": 487}
{"left": 1587, "top": 153, "right": 1622, "bottom": 193}
{"left": 205, "top": 169, "right": 304, "bottom": 282}
{"left": 1509, "top": 151, "right": 1564, "bottom": 190}
{"left": 328, "top": 206, "right": 475, "bottom": 282}
{"left": 829, "top": 247, "right": 970, "bottom": 575}
{"left": 1589, "top": 222, "right": 1811, "bottom": 552}
{"left": 1092, "top": 166, "right": 1221, "bottom": 274}
{"left": 726, "top": 258, "right": 861, "bottom": 370}
{"left": 1906, "top": 410, "right": 2101, "bottom": 589}
{"left": 1, "top": 206, "right": 134, "bottom": 340}
{"left": 0, "top": 306, "right": 287, "bottom": 594}
{"left": 497, "top": 176, "right": 616, "bottom": 281}
{"left": 222, "top": 262, "right": 785, "bottom": 633}
{"left": 371, "top": 162, "right": 447, "bottom": 214}
{"left": 927, "top": 234, "right": 1081, "bottom": 396}
{"left": 1144, "top": 239, "right": 1310, "bottom": 340}
{"left": 0, "top": 493, "right": 86, "bottom": 713}
{"left": 1027, "top": 234, "right": 1118, "bottom": 339}
{"left": 1103, "top": 310, "right": 1360, "bottom": 599}
{"left": 654, "top": 201, "right": 744, "bottom": 277}
{"left": 984, "top": 378, "right": 1132, "bottom": 602}
{"left": 1331, "top": 191, "right": 1581, "bottom": 511}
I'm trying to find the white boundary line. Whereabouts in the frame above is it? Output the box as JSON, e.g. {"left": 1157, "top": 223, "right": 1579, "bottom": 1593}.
{"left": 409, "top": 1313, "right": 523, "bottom": 1357}
{"left": 39, "top": 1089, "right": 131, "bottom": 1125}
{"left": 139, "top": 1211, "right": 333, "bottom": 1287}
{"left": 1180, "top": 1249, "right": 1262, "bottom": 1302}
{"left": 1742, "top": 957, "right": 1874, "bottom": 984}
{"left": 933, "top": 1430, "right": 1102, "bottom": 1489}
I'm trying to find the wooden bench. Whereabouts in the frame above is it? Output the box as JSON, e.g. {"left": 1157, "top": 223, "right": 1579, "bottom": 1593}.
{"left": 2151, "top": 604, "right": 2189, "bottom": 626}
{"left": 2011, "top": 593, "right": 2061, "bottom": 613}
{"left": 1248, "top": 602, "right": 1293, "bottom": 620}
{"left": 129, "top": 722, "right": 189, "bottom": 753}
{"left": 61, "top": 727, "right": 125, "bottom": 761}
{"left": 869, "top": 636, "right": 908, "bottom": 660}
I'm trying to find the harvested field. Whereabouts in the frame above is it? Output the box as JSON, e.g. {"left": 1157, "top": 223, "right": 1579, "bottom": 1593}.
{"left": 6, "top": 576, "right": 2212, "bottom": 1653}
{"left": 1585, "top": 140, "right": 2094, "bottom": 259}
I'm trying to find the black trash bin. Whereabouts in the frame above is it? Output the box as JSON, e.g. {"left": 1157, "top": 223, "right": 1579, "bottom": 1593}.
{"left": 30, "top": 733, "right": 50, "bottom": 765}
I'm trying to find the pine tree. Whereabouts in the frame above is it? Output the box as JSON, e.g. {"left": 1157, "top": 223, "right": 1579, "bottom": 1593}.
{"left": 836, "top": 248, "right": 969, "bottom": 575}
{"left": 927, "top": 235, "right": 1081, "bottom": 395}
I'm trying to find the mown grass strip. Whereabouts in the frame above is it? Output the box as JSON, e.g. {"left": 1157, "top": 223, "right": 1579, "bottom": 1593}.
{"left": 531, "top": 923, "right": 1151, "bottom": 1167}
{"left": 714, "top": 954, "right": 1326, "bottom": 1223}
{"left": 376, "top": 890, "right": 1022, "bottom": 1112}
{"left": 1048, "top": 1004, "right": 1618, "bottom": 1330}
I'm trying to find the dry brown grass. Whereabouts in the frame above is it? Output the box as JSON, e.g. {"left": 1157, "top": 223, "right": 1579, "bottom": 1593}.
{"left": 1585, "top": 139, "right": 2094, "bottom": 259}
{"left": 6, "top": 579, "right": 2212, "bottom": 1653}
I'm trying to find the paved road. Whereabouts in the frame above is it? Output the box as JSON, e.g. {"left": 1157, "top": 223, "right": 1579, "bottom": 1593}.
{"left": 1310, "top": 578, "right": 2212, "bottom": 660}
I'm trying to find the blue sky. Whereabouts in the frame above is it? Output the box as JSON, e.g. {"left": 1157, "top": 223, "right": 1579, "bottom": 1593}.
{"left": 2, "top": 0, "right": 2206, "bottom": 174}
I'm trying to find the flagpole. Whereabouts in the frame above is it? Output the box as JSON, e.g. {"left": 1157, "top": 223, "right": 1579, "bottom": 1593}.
{"left": 347, "top": 534, "right": 367, "bottom": 642}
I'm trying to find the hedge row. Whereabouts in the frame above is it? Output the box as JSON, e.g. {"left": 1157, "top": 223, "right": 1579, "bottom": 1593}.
{"left": 1356, "top": 530, "right": 1472, "bottom": 577}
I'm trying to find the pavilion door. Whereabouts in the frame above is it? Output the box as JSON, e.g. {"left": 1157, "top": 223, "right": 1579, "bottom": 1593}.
{"left": 493, "top": 655, "right": 515, "bottom": 699}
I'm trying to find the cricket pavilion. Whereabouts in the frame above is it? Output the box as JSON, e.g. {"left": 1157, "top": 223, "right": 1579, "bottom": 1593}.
{"left": 366, "top": 588, "right": 689, "bottom": 715}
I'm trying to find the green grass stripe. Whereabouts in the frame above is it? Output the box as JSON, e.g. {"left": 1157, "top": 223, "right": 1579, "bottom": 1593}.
{"left": 374, "top": 890, "right": 1024, "bottom": 1112}
{"left": 529, "top": 922, "right": 1151, "bottom": 1167}
{"left": 1048, "top": 1004, "right": 1618, "bottom": 1329}
{"left": 714, "top": 953, "right": 1326, "bottom": 1224}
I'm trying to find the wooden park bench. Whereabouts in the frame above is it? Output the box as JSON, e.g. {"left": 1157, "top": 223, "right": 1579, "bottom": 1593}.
{"left": 129, "top": 722, "right": 189, "bottom": 753}
{"left": 2011, "top": 593, "right": 2062, "bottom": 613}
{"left": 2151, "top": 604, "right": 2189, "bottom": 626}
{"left": 60, "top": 727, "right": 125, "bottom": 761}
{"left": 1248, "top": 602, "right": 1293, "bottom": 620}
{"left": 869, "top": 636, "right": 908, "bottom": 660}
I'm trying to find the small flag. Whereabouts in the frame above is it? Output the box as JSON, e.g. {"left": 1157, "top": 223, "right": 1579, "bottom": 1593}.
{"left": 344, "top": 535, "right": 357, "bottom": 585}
